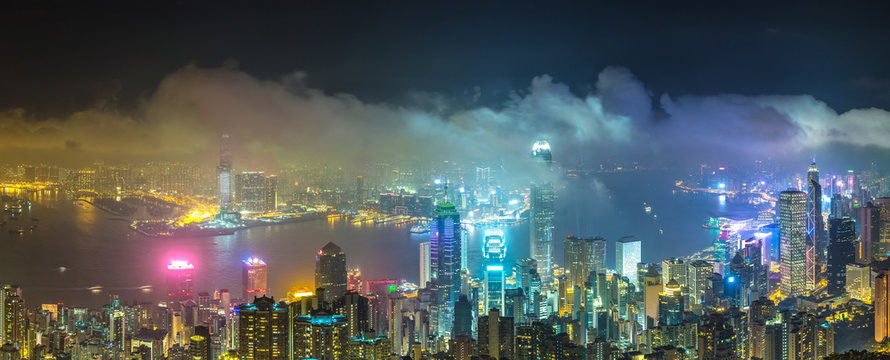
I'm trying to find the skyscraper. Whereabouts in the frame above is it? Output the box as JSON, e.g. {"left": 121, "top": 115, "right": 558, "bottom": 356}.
{"left": 806, "top": 162, "right": 824, "bottom": 291}
{"left": 419, "top": 241, "right": 431, "bottom": 289}
{"left": 876, "top": 269, "right": 890, "bottom": 342}
{"left": 235, "top": 171, "right": 267, "bottom": 213}
{"left": 529, "top": 183, "right": 555, "bottom": 283}
{"left": 616, "top": 236, "right": 642, "bottom": 286}
{"left": 780, "top": 190, "right": 807, "bottom": 298}
{"left": 658, "top": 279, "right": 684, "bottom": 326}
{"left": 661, "top": 258, "right": 687, "bottom": 290}
{"left": 483, "top": 229, "right": 506, "bottom": 312}
{"left": 592, "top": 236, "right": 607, "bottom": 275}
{"left": 874, "top": 198, "right": 890, "bottom": 258}
{"left": 338, "top": 291, "right": 369, "bottom": 338}
{"left": 316, "top": 242, "right": 348, "bottom": 302}
{"left": 477, "top": 308, "right": 515, "bottom": 360}
{"left": 242, "top": 257, "right": 268, "bottom": 300}
{"left": 826, "top": 217, "right": 856, "bottom": 296}
{"left": 0, "top": 285, "right": 24, "bottom": 351}
{"left": 218, "top": 134, "right": 234, "bottom": 213}
{"left": 236, "top": 296, "right": 288, "bottom": 360}
{"left": 564, "top": 236, "right": 595, "bottom": 293}
{"left": 431, "top": 202, "right": 461, "bottom": 337}
{"left": 167, "top": 260, "right": 195, "bottom": 302}
{"left": 687, "top": 260, "right": 713, "bottom": 308}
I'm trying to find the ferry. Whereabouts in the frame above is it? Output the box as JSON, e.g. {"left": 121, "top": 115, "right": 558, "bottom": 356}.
{"left": 409, "top": 224, "right": 429, "bottom": 234}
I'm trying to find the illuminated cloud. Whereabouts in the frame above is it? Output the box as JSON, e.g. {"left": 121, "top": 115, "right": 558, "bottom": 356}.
{"left": 0, "top": 64, "right": 889, "bottom": 171}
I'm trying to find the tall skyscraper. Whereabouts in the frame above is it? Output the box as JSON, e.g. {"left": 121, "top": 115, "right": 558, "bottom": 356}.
{"left": 826, "top": 217, "right": 856, "bottom": 296}
{"left": 592, "top": 236, "right": 607, "bottom": 275}
{"left": 529, "top": 183, "right": 555, "bottom": 283}
{"left": 419, "top": 242, "right": 431, "bottom": 289}
{"left": 242, "top": 257, "right": 268, "bottom": 300}
{"left": 483, "top": 229, "right": 507, "bottom": 312}
{"left": 780, "top": 190, "right": 807, "bottom": 298}
{"left": 431, "top": 202, "right": 461, "bottom": 337}
{"left": 236, "top": 296, "right": 288, "bottom": 360}
{"left": 316, "top": 242, "right": 348, "bottom": 301}
{"left": 264, "top": 174, "right": 278, "bottom": 212}
{"left": 873, "top": 198, "right": 890, "bottom": 258}
{"left": 616, "top": 236, "right": 641, "bottom": 286}
{"left": 806, "top": 162, "right": 824, "bottom": 291}
{"left": 218, "top": 134, "right": 234, "bottom": 213}
{"left": 0, "top": 285, "right": 24, "bottom": 350}
{"left": 167, "top": 260, "right": 195, "bottom": 302}
{"left": 687, "top": 260, "right": 713, "bottom": 308}
{"left": 338, "top": 291, "right": 369, "bottom": 338}
{"left": 876, "top": 269, "right": 890, "bottom": 342}
{"left": 861, "top": 202, "right": 880, "bottom": 263}
{"left": 564, "top": 236, "right": 595, "bottom": 293}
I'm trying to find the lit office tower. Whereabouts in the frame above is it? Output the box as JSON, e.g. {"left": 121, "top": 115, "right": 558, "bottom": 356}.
{"left": 236, "top": 171, "right": 267, "bottom": 213}
{"left": 847, "top": 264, "right": 873, "bottom": 303}
{"left": 806, "top": 162, "right": 824, "bottom": 291}
{"left": 242, "top": 257, "right": 268, "bottom": 300}
{"left": 419, "top": 242, "right": 431, "bottom": 289}
{"left": 483, "top": 229, "right": 507, "bottom": 312}
{"left": 237, "top": 296, "right": 288, "bottom": 360}
{"left": 430, "top": 202, "right": 461, "bottom": 338}
{"left": 658, "top": 279, "right": 684, "bottom": 326}
{"left": 529, "top": 184, "right": 555, "bottom": 283}
{"left": 616, "top": 236, "right": 642, "bottom": 286}
{"left": 687, "top": 260, "right": 713, "bottom": 308}
{"left": 826, "top": 217, "right": 856, "bottom": 296}
{"left": 0, "top": 285, "right": 25, "bottom": 349}
{"left": 316, "top": 242, "right": 348, "bottom": 301}
{"left": 592, "top": 236, "right": 606, "bottom": 275}
{"left": 661, "top": 258, "right": 687, "bottom": 290}
{"left": 218, "top": 134, "right": 234, "bottom": 213}
{"left": 167, "top": 260, "right": 195, "bottom": 302}
{"left": 530, "top": 140, "right": 554, "bottom": 283}
{"left": 877, "top": 269, "right": 890, "bottom": 342}
{"left": 780, "top": 190, "right": 808, "bottom": 298}
{"left": 564, "top": 236, "right": 594, "bottom": 292}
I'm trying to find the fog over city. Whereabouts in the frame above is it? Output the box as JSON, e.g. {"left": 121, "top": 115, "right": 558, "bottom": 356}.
{"left": 2, "top": 63, "right": 890, "bottom": 174}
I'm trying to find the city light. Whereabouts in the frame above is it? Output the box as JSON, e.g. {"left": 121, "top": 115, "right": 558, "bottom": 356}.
{"left": 167, "top": 260, "right": 194, "bottom": 270}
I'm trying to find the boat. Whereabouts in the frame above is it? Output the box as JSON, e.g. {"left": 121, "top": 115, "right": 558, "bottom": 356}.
{"left": 409, "top": 224, "right": 429, "bottom": 234}
{"left": 8, "top": 228, "right": 24, "bottom": 235}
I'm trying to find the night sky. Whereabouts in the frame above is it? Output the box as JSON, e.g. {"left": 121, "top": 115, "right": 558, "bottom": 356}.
{"left": 2, "top": 1, "right": 890, "bottom": 171}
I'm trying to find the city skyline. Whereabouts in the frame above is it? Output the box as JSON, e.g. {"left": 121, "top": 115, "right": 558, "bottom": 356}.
{"left": 3, "top": 2, "right": 890, "bottom": 360}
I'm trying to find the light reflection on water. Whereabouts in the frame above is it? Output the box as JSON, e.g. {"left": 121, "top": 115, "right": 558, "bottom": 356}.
{"left": 0, "top": 171, "right": 758, "bottom": 307}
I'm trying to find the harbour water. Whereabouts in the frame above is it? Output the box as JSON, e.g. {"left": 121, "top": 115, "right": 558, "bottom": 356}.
{"left": 0, "top": 170, "right": 759, "bottom": 307}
